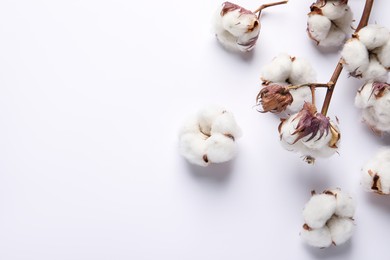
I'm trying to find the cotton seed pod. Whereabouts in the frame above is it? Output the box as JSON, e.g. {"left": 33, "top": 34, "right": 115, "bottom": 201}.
{"left": 259, "top": 54, "right": 316, "bottom": 114}
{"left": 214, "top": 2, "right": 260, "bottom": 52}
{"left": 178, "top": 105, "right": 242, "bottom": 166}
{"left": 300, "top": 189, "right": 355, "bottom": 248}
{"left": 307, "top": 0, "right": 353, "bottom": 47}
{"left": 355, "top": 82, "right": 390, "bottom": 134}
{"left": 341, "top": 24, "right": 390, "bottom": 81}
{"left": 256, "top": 84, "right": 293, "bottom": 113}
{"left": 361, "top": 148, "right": 390, "bottom": 194}
{"left": 278, "top": 103, "right": 340, "bottom": 164}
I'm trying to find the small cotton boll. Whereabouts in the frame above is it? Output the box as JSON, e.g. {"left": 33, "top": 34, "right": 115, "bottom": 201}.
{"left": 261, "top": 53, "right": 293, "bottom": 83}
{"left": 205, "top": 133, "right": 236, "bottom": 163}
{"left": 321, "top": 1, "right": 348, "bottom": 20}
{"left": 327, "top": 216, "right": 354, "bottom": 246}
{"left": 179, "top": 133, "right": 208, "bottom": 166}
{"left": 333, "top": 6, "right": 353, "bottom": 34}
{"left": 211, "top": 111, "right": 242, "bottom": 138}
{"left": 375, "top": 39, "right": 390, "bottom": 68}
{"left": 300, "top": 226, "right": 332, "bottom": 248}
{"left": 197, "top": 105, "right": 226, "bottom": 136}
{"left": 214, "top": 3, "right": 260, "bottom": 52}
{"left": 361, "top": 56, "right": 388, "bottom": 83}
{"left": 341, "top": 39, "right": 370, "bottom": 76}
{"left": 358, "top": 24, "right": 390, "bottom": 51}
{"left": 318, "top": 25, "right": 346, "bottom": 47}
{"left": 307, "top": 14, "right": 332, "bottom": 42}
{"left": 303, "top": 193, "right": 337, "bottom": 229}
{"left": 361, "top": 148, "right": 390, "bottom": 194}
{"left": 289, "top": 57, "right": 317, "bottom": 85}
{"left": 287, "top": 87, "right": 312, "bottom": 113}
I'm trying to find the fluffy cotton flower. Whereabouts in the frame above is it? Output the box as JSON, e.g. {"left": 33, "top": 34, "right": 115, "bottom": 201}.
{"left": 178, "top": 105, "right": 242, "bottom": 166}
{"left": 257, "top": 54, "right": 317, "bottom": 114}
{"left": 361, "top": 148, "right": 390, "bottom": 194}
{"left": 214, "top": 2, "right": 260, "bottom": 52}
{"left": 300, "top": 189, "right": 355, "bottom": 248}
{"left": 341, "top": 24, "right": 390, "bottom": 82}
{"left": 278, "top": 103, "right": 340, "bottom": 164}
{"left": 355, "top": 82, "right": 390, "bottom": 134}
{"left": 307, "top": 0, "right": 353, "bottom": 47}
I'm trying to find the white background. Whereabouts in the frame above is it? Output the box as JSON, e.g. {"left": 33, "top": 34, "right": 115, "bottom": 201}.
{"left": 1, "top": 0, "right": 390, "bottom": 259}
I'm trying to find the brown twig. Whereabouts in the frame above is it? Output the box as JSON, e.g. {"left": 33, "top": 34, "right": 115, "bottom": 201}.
{"left": 254, "top": 0, "right": 288, "bottom": 18}
{"left": 320, "top": 0, "right": 375, "bottom": 116}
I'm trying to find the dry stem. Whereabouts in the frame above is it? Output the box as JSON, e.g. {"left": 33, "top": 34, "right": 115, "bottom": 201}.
{"left": 320, "top": 0, "right": 374, "bottom": 116}
{"left": 254, "top": 0, "right": 288, "bottom": 17}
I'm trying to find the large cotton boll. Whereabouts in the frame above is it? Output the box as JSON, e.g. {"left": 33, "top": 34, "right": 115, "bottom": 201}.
{"left": 358, "top": 24, "right": 390, "bottom": 51}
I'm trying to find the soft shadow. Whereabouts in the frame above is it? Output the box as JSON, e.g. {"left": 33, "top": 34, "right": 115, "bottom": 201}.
{"left": 185, "top": 160, "right": 234, "bottom": 185}
{"left": 303, "top": 240, "right": 353, "bottom": 259}
{"left": 310, "top": 42, "right": 341, "bottom": 54}
{"left": 364, "top": 192, "right": 390, "bottom": 213}
{"left": 290, "top": 165, "right": 334, "bottom": 194}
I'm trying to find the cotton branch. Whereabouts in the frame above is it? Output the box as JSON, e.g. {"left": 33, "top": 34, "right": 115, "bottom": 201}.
{"left": 320, "top": 0, "right": 375, "bottom": 116}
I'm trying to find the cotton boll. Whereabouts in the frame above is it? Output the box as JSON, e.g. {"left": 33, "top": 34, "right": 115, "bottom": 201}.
{"left": 361, "top": 55, "right": 388, "bottom": 83}
{"left": 358, "top": 24, "right": 390, "bottom": 51}
{"left": 279, "top": 115, "right": 301, "bottom": 149}
{"left": 333, "top": 6, "right": 353, "bottom": 34}
{"left": 211, "top": 111, "right": 243, "bottom": 138}
{"left": 327, "top": 216, "right": 355, "bottom": 246}
{"left": 341, "top": 39, "right": 370, "bottom": 76}
{"left": 197, "top": 105, "right": 226, "bottom": 136}
{"left": 303, "top": 193, "right": 337, "bottom": 229}
{"left": 287, "top": 87, "right": 312, "bottom": 113}
{"left": 205, "top": 133, "right": 236, "bottom": 163}
{"left": 179, "top": 133, "right": 208, "bottom": 166}
{"left": 321, "top": 1, "right": 348, "bottom": 20}
{"left": 289, "top": 57, "right": 317, "bottom": 85}
{"left": 361, "top": 148, "right": 390, "bottom": 194}
{"left": 318, "top": 25, "right": 346, "bottom": 47}
{"left": 261, "top": 53, "right": 293, "bottom": 83}
{"left": 214, "top": 2, "right": 260, "bottom": 52}
{"left": 375, "top": 39, "right": 390, "bottom": 69}
{"left": 307, "top": 14, "right": 332, "bottom": 42}
{"left": 300, "top": 226, "right": 332, "bottom": 248}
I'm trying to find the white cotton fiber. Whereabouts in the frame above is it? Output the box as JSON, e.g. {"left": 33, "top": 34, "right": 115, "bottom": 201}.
{"left": 178, "top": 106, "right": 242, "bottom": 166}
{"left": 361, "top": 55, "right": 389, "bottom": 82}
{"left": 205, "top": 133, "right": 236, "bottom": 163}
{"left": 375, "top": 39, "right": 390, "bottom": 68}
{"left": 301, "top": 189, "right": 355, "bottom": 248}
{"left": 288, "top": 87, "right": 312, "bottom": 113}
{"left": 321, "top": 0, "right": 348, "bottom": 20}
{"left": 211, "top": 111, "right": 242, "bottom": 138}
{"left": 303, "top": 193, "right": 337, "bottom": 229}
{"left": 307, "top": 14, "right": 332, "bottom": 42}
{"left": 361, "top": 148, "right": 390, "bottom": 194}
{"left": 318, "top": 25, "right": 346, "bottom": 47}
{"left": 358, "top": 24, "right": 390, "bottom": 51}
{"left": 301, "top": 226, "right": 332, "bottom": 248}
{"left": 179, "top": 133, "right": 208, "bottom": 166}
{"left": 197, "top": 105, "right": 226, "bottom": 135}
{"left": 289, "top": 57, "right": 317, "bottom": 85}
{"left": 355, "top": 83, "right": 376, "bottom": 108}
{"left": 327, "top": 216, "right": 355, "bottom": 246}
{"left": 341, "top": 39, "right": 370, "bottom": 76}
{"left": 333, "top": 6, "right": 353, "bottom": 34}
{"left": 261, "top": 53, "right": 292, "bottom": 83}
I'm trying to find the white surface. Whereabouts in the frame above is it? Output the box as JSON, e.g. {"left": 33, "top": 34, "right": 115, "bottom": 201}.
{"left": 0, "top": 0, "right": 390, "bottom": 259}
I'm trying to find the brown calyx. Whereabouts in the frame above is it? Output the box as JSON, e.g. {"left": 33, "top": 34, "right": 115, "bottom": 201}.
{"left": 256, "top": 84, "right": 293, "bottom": 113}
